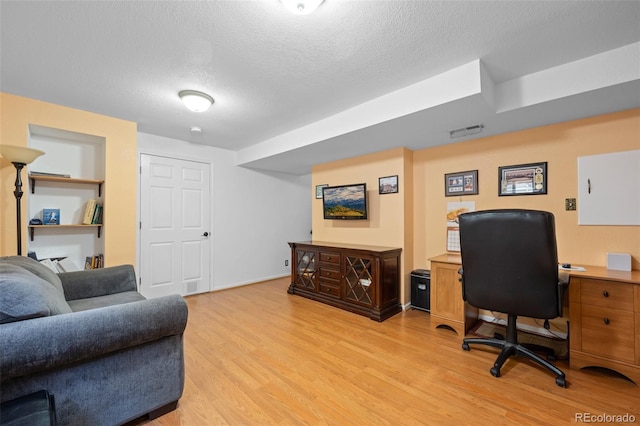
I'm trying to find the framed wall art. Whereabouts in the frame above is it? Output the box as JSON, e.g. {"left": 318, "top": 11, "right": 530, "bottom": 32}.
{"left": 445, "top": 170, "right": 478, "bottom": 196}
{"left": 316, "top": 184, "right": 328, "bottom": 199}
{"left": 498, "top": 162, "right": 547, "bottom": 196}
{"left": 43, "top": 208, "right": 60, "bottom": 225}
{"left": 379, "top": 175, "right": 398, "bottom": 194}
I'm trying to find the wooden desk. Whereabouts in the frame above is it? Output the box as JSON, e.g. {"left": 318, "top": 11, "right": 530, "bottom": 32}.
{"left": 429, "top": 253, "right": 640, "bottom": 383}
{"left": 429, "top": 254, "right": 478, "bottom": 336}
{"left": 567, "top": 266, "right": 640, "bottom": 384}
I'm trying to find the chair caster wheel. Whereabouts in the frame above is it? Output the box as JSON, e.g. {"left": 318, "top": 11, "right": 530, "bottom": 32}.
{"left": 490, "top": 366, "right": 501, "bottom": 377}
{"left": 462, "top": 342, "right": 470, "bottom": 351}
{"left": 555, "top": 376, "right": 567, "bottom": 388}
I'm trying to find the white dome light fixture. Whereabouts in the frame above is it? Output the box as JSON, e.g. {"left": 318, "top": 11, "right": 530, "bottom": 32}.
{"left": 179, "top": 90, "right": 214, "bottom": 112}
{"left": 281, "top": 0, "right": 324, "bottom": 15}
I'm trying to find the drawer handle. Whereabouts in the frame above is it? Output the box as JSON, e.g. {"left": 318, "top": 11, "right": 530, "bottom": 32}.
{"left": 603, "top": 290, "right": 609, "bottom": 297}
{"left": 604, "top": 318, "right": 610, "bottom": 325}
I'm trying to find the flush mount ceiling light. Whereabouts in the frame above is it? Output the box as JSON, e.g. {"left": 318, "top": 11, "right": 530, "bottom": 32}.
{"left": 281, "top": 0, "right": 324, "bottom": 15}
{"left": 449, "top": 124, "right": 484, "bottom": 139}
{"left": 179, "top": 90, "right": 214, "bottom": 112}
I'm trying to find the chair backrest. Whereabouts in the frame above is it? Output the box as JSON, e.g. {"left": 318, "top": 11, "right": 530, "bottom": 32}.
{"left": 458, "top": 209, "right": 560, "bottom": 319}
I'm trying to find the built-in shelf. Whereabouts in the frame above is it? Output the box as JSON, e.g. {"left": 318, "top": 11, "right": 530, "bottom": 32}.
{"left": 30, "top": 175, "right": 104, "bottom": 197}
{"left": 29, "top": 224, "right": 102, "bottom": 241}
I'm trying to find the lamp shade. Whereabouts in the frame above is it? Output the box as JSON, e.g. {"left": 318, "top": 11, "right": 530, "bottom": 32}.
{"left": 281, "top": 0, "right": 324, "bottom": 15}
{"left": 179, "top": 90, "right": 214, "bottom": 112}
{"left": 0, "top": 145, "right": 45, "bottom": 164}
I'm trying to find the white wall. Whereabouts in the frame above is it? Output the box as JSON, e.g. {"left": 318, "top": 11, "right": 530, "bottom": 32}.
{"left": 137, "top": 132, "right": 311, "bottom": 290}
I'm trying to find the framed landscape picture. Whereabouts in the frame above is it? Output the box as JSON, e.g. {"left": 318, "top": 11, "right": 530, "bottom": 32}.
{"left": 379, "top": 175, "right": 398, "bottom": 194}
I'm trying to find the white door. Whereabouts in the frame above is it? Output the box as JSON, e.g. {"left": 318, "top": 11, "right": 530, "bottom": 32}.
{"left": 140, "top": 154, "right": 211, "bottom": 298}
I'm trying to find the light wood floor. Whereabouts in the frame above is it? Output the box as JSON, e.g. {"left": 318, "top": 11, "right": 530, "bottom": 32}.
{"left": 133, "top": 277, "right": 639, "bottom": 425}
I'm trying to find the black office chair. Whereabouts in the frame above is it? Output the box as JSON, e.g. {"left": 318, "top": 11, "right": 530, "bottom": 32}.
{"left": 458, "top": 209, "right": 567, "bottom": 387}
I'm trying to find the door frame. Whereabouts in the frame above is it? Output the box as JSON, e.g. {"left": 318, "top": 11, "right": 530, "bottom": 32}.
{"left": 137, "top": 150, "right": 214, "bottom": 293}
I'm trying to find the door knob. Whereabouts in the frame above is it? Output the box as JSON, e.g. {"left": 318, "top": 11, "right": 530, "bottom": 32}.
{"left": 202, "top": 232, "right": 209, "bottom": 237}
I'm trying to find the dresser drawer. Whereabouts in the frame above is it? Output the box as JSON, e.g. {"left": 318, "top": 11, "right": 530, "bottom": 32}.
{"left": 319, "top": 283, "right": 341, "bottom": 298}
{"left": 581, "top": 304, "right": 635, "bottom": 363}
{"left": 580, "top": 279, "right": 634, "bottom": 311}
{"left": 319, "top": 251, "right": 340, "bottom": 264}
{"left": 319, "top": 267, "right": 341, "bottom": 282}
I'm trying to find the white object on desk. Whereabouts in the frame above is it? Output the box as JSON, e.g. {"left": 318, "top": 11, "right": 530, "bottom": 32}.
{"left": 606, "top": 252, "right": 631, "bottom": 271}
{"left": 559, "top": 265, "right": 586, "bottom": 272}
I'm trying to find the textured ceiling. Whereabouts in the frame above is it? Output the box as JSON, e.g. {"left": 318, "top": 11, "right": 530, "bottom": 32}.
{"left": 1, "top": 1, "right": 639, "bottom": 175}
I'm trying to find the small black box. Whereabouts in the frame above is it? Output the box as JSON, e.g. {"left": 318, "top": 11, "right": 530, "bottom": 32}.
{"left": 411, "top": 269, "right": 430, "bottom": 312}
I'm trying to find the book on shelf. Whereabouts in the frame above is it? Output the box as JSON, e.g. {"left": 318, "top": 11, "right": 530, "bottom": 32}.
{"left": 39, "top": 258, "right": 59, "bottom": 273}
{"left": 91, "top": 204, "right": 103, "bottom": 224}
{"left": 85, "top": 254, "right": 104, "bottom": 270}
{"left": 39, "top": 257, "right": 81, "bottom": 274}
{"left": 30, "top": 171, "right": 71, "bottom": 178}
{"left": 55, "top": 257, "right": 81, "bottom": 273}
{"left": 82, "top": 199, "right": 97, "bottom": 225}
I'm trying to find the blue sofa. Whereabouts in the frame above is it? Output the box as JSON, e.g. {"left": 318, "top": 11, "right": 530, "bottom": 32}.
{"left": 0, "top": 256, "right": 188, "bottom": 425}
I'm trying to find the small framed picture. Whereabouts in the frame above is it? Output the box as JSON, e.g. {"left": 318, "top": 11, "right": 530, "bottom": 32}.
{"left": 499, "top": 162, "right": 547, "bottom": 196}
{"left": 316, "top": 184, "right": 328, "bottom": 199}
{"left": 379, "top": 175, "right": 398, "bottom": 194}
{"left": 43, "top": 209, "right": 60, "bottom": 225}
{"left": 445, "top": 170, "right": 478, "bottom": 196}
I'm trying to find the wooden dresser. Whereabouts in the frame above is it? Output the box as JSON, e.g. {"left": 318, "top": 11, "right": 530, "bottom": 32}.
{"left": 288, "top": 241, "right": 401, "bottom": 321}
{"left": 568, "top": 266, "right": 640, "bottom": 384}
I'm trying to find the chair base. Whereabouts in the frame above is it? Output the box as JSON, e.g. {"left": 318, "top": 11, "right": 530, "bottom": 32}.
{"left": 462, "top": 316, "right": 567, "bottom": 388}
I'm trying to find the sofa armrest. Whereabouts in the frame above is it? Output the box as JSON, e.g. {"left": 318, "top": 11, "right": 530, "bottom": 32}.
{"left": 0, "top": 295, "right": 188, "bottom": 381}
{"left": 59, "top": 265, "right": 137, "bottom": 300}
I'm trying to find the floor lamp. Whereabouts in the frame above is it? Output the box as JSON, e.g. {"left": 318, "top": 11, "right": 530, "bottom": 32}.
{"left": 0, "top": 145, "right": 45, "bottom": 255}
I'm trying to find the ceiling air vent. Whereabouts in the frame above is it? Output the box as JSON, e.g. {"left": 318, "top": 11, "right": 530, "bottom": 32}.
{"left": 449, "top": 124, "right": 484, "bottom": 139}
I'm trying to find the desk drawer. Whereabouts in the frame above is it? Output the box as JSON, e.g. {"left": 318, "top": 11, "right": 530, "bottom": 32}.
{"left": 320, "top": 251, "right": 340, "bottom": 265}
{"left": 581, "top": 305, "right": 635, "bottom": 363}
{"left": 580, "top": 279, "right": 634, "bottom": 311}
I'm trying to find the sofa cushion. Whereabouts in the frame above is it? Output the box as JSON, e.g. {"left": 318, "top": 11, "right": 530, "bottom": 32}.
{"left": 0, "top": 264, "right": 72, "bottom": 324}
{"left": 0, "top": 256, "right": 65, "bottom": 294}
{"left": 67, "top": 291, "right": 146, "bottom": 312}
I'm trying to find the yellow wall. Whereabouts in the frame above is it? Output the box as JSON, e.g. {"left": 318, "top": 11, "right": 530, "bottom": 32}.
{"left": 312, "top": 108, "right": 640, "bottom": 305}
{"left": 0, "top": 93, "right": 137, "bottom": 266}
{"left": 312, "top": 147, "right": 414, "bottom": 302}
{"left": 415, "top": 108, "right": 640, "bottom": 271}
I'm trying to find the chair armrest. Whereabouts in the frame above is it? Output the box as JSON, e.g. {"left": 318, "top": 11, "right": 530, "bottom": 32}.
{"left": 59, "top": 265, "right": 137, "bottom": 300}
{"left": 0, "top": 294, "right": 188, "bottom": 381}
{"left": 458, "top": 267, "right": 467, "bottom": 301}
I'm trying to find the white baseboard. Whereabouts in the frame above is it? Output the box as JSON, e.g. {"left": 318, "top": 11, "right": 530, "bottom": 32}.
{"left": 213, "top": 273, "right": 290, "bottom": 292}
